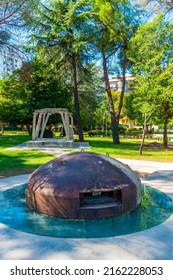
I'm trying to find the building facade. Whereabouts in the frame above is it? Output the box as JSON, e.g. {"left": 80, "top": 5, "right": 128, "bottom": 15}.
{"left": 109, "top": 73, "right": 133, "bottom": 92}
{"left": 109, "top": 73, "right": 134, "bottom": 128}
{"left": 0, "top": 46, "right": 22, "bottom": 77}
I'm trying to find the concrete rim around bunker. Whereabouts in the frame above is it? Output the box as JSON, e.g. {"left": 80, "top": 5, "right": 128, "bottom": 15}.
{"left": 0, "top": 183, "right": 172, "bottom": 238}
{"left": 0, "top": 152, "right": 172, "bottom": 238}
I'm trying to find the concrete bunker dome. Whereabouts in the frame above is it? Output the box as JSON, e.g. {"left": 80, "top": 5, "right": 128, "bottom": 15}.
{"left": 26, "top": 152, "right": 141, "bottom": 219}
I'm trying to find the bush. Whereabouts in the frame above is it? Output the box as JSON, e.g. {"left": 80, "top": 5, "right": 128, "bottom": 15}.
{"left": 88, "top": 130, "right": 98, "bottom": 137}
{"left": 126, "top": 127, "right": 143, "bottom": 134}
{"left": 4, "top": 125, "right": 23, "bottom": 131}
{"left": 118, "top": 124, "right": 127, "bottom": 135}
{"left": 97, "top": 131, "right": 106, "bottom": 137}
{"left": 107, "top": 130, "right": 112, "bottom": 136}
{"left": 88, "top": 130, "right": 112, "bottom": 137}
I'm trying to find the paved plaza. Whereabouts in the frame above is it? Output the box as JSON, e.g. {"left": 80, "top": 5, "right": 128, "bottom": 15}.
{"left": 0, "top": 156, "right": 173, "bottom": 260}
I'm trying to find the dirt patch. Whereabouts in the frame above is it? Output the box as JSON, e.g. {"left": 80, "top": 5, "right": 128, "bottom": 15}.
{"left": 144, "top": 142, "right": 162, "bottom": 147}
{"left": 144, "top": 142, "right": 173, "bottom": 150}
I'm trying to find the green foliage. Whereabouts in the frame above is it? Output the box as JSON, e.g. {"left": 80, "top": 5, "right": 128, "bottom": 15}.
{"left": 127, "top": 14, "right": 173, "bottom": 148}
{"left": 0, "top": 58, "right": 72, "bottom": 128}
{"left": 0, "top": 76, "right": 30, "bottom": 125}
{"left": 94, "top": 97, "right": 109, "bottom": 126}
{"left": 88, "top": 130, "right": 99, "bottom": 136}
{"left": 127, "top": 14, "right": 173, "bottom": 124}
{"left": 0, "top": 0, "right": 39, "bottom": 57}
{"left": 29, "top": 0, "right": 95, "bottom": 141}
{"left": 30, "top": 0, "right": 93, "bottom": 81}
{"left": 24, "top": 59, "right": 72, "bottom": 111}
{"left": 91, "top": 0, "right": 144, "bottom": 144}
{"left": 88, "top": 130, "right": 112, "bottom": 137}
{"left": 76, "top": 64, "right": 104, "bottom": 127}
{"left": 2, "top": 0, "right": 172, "bottom": 146}
{"left": 107, "top": 90, "right": 127, "bottom": 117}
{"left": 94, "top": 0, "right": 142, "bottom": 43}
{"left": 87, "top": 125, "right": 126, "bottom": 137}
{"left": 128, "top": 14, "right": 173, "bottom": 73}
{"left": 118, "top": 124, "right": 127, "bottom": 134}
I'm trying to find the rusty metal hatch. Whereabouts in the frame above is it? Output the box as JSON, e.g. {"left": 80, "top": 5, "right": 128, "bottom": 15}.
{"left": 80, "top": 188, "right": 122, "bottom": 208}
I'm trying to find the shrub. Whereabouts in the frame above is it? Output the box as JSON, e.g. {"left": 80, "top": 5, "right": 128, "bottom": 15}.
{"left": 118, "top": 124, "right": 127, "bottom": 135}
{"left": 88, "top": 130, "right": 112, "bottom": 137}
{"left": 88, "top": 130, "right": 98, "bottom": 137}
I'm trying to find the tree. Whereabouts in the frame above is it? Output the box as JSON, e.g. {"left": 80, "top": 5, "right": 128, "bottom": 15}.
{"left": 94, "top": 97, "right": 109, "bottom": 131}
{"left": 0, "top": 74, "right": 31, "bottom": 131}
{"left": 92, "top": 0, "right": 143, "bottom": 144}
{"left": 0, "top": 58, "right": 72, "bottom": 135}
{"left": 29, "top": 0, "right": 94, "bottom": 141}
{"left": 125, "top": 77, "right": 157, "bottom": 155}
{"left": 77, "top": 64, "right": 105, "bottom": 129}
{"left": 127, "top": 14, "right": 173, "bottom": 151}
{"left": 153, "top": 61, "right": 173, "bottom": 147}
{"left": 0, "top": 0, "right": 39, "bottom": 58}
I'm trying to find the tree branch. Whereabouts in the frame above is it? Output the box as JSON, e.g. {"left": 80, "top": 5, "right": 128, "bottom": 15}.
{"left": 105, "top": 45, "right": 121, "bottom": 60}
{"left": 0, "top": 0, "right": 27, "bottom": 24}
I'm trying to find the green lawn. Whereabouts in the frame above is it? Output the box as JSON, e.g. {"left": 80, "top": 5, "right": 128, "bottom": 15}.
{"left": 0, "top": 133, "right": 55, "bottom": 177}
{"left": 0, "top": 132, "right": 173, "bottom": 177}
{"left": 86, "top": 137, "right": 173, "bottom": 162}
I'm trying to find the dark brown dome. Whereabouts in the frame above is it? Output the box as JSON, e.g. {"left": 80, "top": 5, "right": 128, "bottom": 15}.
{"left": 26, "top": 152, "right": 141, "bottom": 219}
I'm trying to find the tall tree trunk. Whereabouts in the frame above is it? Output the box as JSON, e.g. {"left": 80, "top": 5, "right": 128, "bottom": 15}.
{"left": 71, "top": 53, "right": 84, "bottom": 142}
{"left": 102, "top": 51, "right": 119, "bottom": 144}
{"left": 117, "top": 49, "right": 127, "bottom": 124}
{"left": 163, "top": 101, "right": 169, "bottom": 148}
{"left": 139, "top": 115, "right": 147, "bottom": 155}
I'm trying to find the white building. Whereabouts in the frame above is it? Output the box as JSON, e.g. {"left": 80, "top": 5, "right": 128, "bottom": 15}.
{"left": 109, "top": 74, "right": 134, "bottom": 128}
{"left": 109, "top": 73, "right": 133, "bottom": 92}
{"left": 0, "top": 46, "right": 23, "bottom": 77}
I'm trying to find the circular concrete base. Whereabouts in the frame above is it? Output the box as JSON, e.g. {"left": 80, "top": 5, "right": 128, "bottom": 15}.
{"left": 26, "top": 152, "right": 141, "bottom": 219}
{"left": 0, "top": 183, "right": 172, "bottom": 238}
{"left": 1, "top": 170, "right": 173, "bottom": 260}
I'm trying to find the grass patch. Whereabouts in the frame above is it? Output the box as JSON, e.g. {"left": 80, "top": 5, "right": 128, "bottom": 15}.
{"left": 85, "top": 137, "right": 173, "bottom": 162}
{"left": 0, "top": 133, "right": 173, "bottom": 177}
{"left": 0, "top": 133, "right": 55, "bottom": 177}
